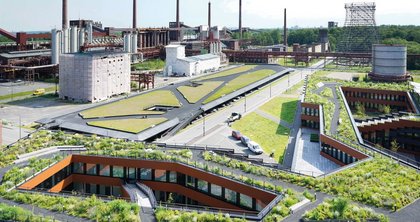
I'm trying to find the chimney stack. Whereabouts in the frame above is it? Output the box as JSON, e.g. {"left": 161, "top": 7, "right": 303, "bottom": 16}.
{"left": 176, "top": 0, "right": 180, "bottom": 41}
{"left": 208, "top": 1, "right": 211, "bottom": 28}
{"left": 283, "top": 8, "right": 287, "bottom": 48}
{"left": 62, "top": 0, "right": 68, "bottom": 29}
{"left": 133, "top": 0, "right": 137, "bottom": 29}
{"left": 239, "top": 0, "right": 242, "bottom": 39}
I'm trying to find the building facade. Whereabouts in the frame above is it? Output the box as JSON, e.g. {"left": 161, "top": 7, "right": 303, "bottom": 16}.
{"left": 59, "top": 51, "right": 130, "bottom": 103}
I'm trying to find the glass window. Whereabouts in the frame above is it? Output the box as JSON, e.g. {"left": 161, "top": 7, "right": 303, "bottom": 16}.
{"left": 128, "top": 168, "right": 136, "bottom": 179}
{"left": 73, "top": 162, "right": 84, "bottom": 174}
{"left": 112, "top": 186, "right": 122, "bottom": 197}
{"left": 140, "top": 169, "right": 152, "bottom": 180}
{"left": 169, "top": 171, "right": 177, "bottom": 183}
{"left": 210, "top": 184, "right": 222, "bottom": 197}
{"left": 113, "top": 166, "right": 124, "bottom": 178}
{"left": 225, "top": 188, "right": 237, "bottom": 204}
{"left": 256, "top": 199, "right": 265, "bottom": 211}
{"left": 86, "top": 163, "right": 97, "bottom": 175}
{"left": 197, "top": 179, "right": 208, "bottom": 193}
{"left": 186, "top": 175, "right": 195, "bottom": 188}
{"left": 240, "top": 193, "right": 253, "bottom": 209}
{"left": 90, "top": 184, "right": 97, "bottom": 194}
{"left": 154, "top": 170, "right": 167, "bottom": 182}
{"left": 99, "top": 165, "right": 110, "bottom": 176}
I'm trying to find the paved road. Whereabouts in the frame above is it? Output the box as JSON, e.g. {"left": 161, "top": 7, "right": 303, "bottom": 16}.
{"left": 0, "top": 81, "right": 55, "bottom": 98}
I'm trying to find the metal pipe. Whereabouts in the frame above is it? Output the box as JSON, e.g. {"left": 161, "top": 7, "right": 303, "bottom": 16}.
{"left": 62, "top": 0, "right": 68, "bottom": 29}
{"left": 133, "top": 0, "right": 137, "bottom": 29}
{"left": 239, "top": 0, "right": 242, "bottom": 39}
{"left": 284, "top": 8, "right": 287, "bottom": 47}
{"left": 176, "top": 0, "right": 180, "bottom": 41}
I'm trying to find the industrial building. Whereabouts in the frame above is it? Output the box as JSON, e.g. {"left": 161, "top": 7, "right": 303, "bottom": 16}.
{"left": 164, "top": 44, "right": 221, "bottom": 77}
{"left": 59, "top": 51, "right": 131, "bottom": 103}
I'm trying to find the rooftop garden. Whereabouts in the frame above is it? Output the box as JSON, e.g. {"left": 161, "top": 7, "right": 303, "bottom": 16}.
{"left": 177, "top": 81, "right": 223, "bottom": 103}
{"left": 204, "top": 69, "right": 276, "bottom": 104}
{"left": 232, "top": 112, "right": 290, "bottom": 163}
{"left": 0, "top": 203, "right": 55, "bottom": 222}
{"left": 155, "top": 208, "right": 247, "bottom": 222}
{"left": 303, "top": 198, "right": 389, "bottom": 222}
{"left": 131, "top": 59, "right": 165, "bottom": 71}
{"left": 259, "top": 96, "right": 299, "bottom": 124}
{"left": 87, "top": 117, "right": 168, "bottom": 134}
{"left": 195, "top": 65, "right": 256, "bottom": 81}
{"left": 80, "top": 90, "right": 180, "bottom": 119}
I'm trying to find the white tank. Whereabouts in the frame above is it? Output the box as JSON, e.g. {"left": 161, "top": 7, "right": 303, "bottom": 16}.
{"left": 87, "top": 22, "right": 93, "bottom": 44}
{"left": 79, "top": 28, "right": 85, "bottom": 48}
{"left": 51, "top": 29, "right": 60, "bottom": 64}
{"left": 62, "top": 28, "right": 70, "bottom": 53}
{"left": 131, "top": 33, "right": 138, "bottom": 53}
{"left": 372, "top": 45, "right": 407, "bottom": 77}
{"left": 124, "top": 34, "right": 132, "bottom": 53}
{"left": 70, "top": 26, "right": 78, "bottom": 53}
{"left": 212, "top": 30, "right": 220, "bottom": 40}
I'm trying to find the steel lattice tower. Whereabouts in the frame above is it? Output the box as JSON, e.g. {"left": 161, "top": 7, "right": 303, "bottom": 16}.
{"left": 337, "top": 2, "right": 379, "bottom": 53}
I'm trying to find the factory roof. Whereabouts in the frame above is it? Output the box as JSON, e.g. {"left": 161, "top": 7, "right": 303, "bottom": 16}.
{"left": 0, "top": 50, "right": 51, "bottom": 59}
{"left": 178, "top": 53, "right": 219, "bottom": 63}
{"left": 63, "top": 50, "right": 129, "bottom": 57}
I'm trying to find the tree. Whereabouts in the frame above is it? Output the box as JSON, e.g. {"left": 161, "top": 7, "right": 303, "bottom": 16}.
{"left": 390, "top": 139, "right": 400, "bottom": 152}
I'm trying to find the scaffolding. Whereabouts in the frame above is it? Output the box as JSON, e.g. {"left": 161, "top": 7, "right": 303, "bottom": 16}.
{"left": 337, "top": 2, "right": 379, "bottom": 53}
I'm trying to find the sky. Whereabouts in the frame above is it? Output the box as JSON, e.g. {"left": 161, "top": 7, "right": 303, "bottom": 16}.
{"left": 1, "top": 0, "right": 420, "bottom": 32}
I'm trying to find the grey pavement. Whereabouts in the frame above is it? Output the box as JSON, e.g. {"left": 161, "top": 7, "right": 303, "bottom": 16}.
{"left": 255, "top": 109, "right": 293, "bottom": 129}
{"left": 0, "top": 81, "right": 55, "bottom": 98}
{"left": 313, "top": 83, "right": 340, "bottom": 135}
{"left": 282, "top": 100, "right": 303, "bottom": 169}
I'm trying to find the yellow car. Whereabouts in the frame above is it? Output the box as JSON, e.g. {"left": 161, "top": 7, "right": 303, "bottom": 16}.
{"left": 33, "top": 88, "right": 45, "bottom": 96}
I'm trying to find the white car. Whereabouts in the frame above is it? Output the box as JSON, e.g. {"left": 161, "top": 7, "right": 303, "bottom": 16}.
{"left": 247, "top": 141, "right": 263, "bottom": 154}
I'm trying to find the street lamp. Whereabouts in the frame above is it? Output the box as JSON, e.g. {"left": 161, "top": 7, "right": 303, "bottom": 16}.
{"left": 270, "top": 83, "right": 272, "bottom": 98}
{"left": 244, "top": 94, "right": 247, "bottom": 113}
{"left": 202, "top": 113, "right": 206, "bottom": 137}
{"left": 19, "top": 115, "right": 22, "bottom": 140}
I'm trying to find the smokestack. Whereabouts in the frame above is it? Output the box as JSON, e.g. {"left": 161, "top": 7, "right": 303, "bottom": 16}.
{"left": 283, "top": 8, "right": 287, "bottom": 48}
{"left": 176, "top": 0, "right": 180, "bottom": 41}
{"left": 239, "top": 0, "right": 242, "bottom": 39}
{"left": 62, "top": 0, "right": 68, "bottom": 29}
{"left": 208, "top": 1, "right": 211, "bottom": 28}
{"left": 133, "top": 0, "right": 137, "bottom": 29}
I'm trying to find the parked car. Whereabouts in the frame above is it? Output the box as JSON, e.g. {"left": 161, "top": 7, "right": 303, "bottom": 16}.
{"left": 231, "top": 130, "right": 242, "bottom": 140}
{"left": 247, "top": 141, "right": 263, "bottom": 154}
{"left": 240, "top": 136, "right": 250, "bottom": 146}
{"left": 228, "top": 112, "right": 242, "bottom": 123}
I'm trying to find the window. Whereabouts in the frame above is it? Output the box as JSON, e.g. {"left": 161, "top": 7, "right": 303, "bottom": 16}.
{"left": 240, "top": 193, "right": 253, "bottom": 209}
{"left": 73, "top": 162, "right": 84, "bottom": 174}
{"left": 113, "top": 166, "right": 124, "bottom": 178}
{"left": 169, "top": 171, "right": 177, "bottom": 183}
{"left": 225, "top": 188, "right": 237, "bottom": 204}
{"left": 99, "top": 165, "right": 110, "bottom": 176}
{"left": 197, "top": 179, "right": 208, "bottom": 193}
{"left": 86, "top": 164, "right": 97, "bottom": 175}
{"left": 128, "top": 168, "right": 136, "bottom": 179}
{"left": 140, "top": 169, "right": 152, "bottom": 180}
{"left": 186, "top": 175, "right": 195, "bottom": 188}
{"left": 154, "top": 170, "right": 167, "bottom": 182}
{"left": 210, "top": 184, "right": 222, "bottom": 197}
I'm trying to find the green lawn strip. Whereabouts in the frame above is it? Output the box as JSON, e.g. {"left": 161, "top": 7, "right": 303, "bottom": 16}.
{"left": 278, "top": 57, "right": 321, "bottom": 68}
{"left": 0, "top": 203, "right": 55, "bottom": 221}
{"left": 412, "top": 74, "right": 420, "bottom": 83}
{"left": 177, "top": 81, "right": 223, "bottom": 103}
{"left": 87, "top": 118, "right": 167, "bottom": 134}
{"left": 232, "top": 112, "right": 290, "bottom": 163}
{"left": 131, "top": 59, "right": 165, "bottom": 70}
{"left": 259, "top": 96, "right": 299, "bottom": 124}
{"left": 204, "top": 69, "right": 276, "bottom": 104}
{"left": 80, "top": 90, "right": 180, "bottom": 118}
{"left": 195, "top": 65, "right": 257, "bottom": 81}
{"left": 0, "top": 86, "right": 56, "bottom": 101}
{"left": 303, "top": 198, "right": 389, "bottom": 222}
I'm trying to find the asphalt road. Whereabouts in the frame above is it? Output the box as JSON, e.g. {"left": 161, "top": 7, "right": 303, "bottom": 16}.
{"left": 0, "top": 81, "right": 55, "bottom": 97}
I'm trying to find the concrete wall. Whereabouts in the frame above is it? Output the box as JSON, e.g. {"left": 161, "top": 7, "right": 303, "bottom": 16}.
{"left": 59, "top": 52, "right": 130, "bottom": 103}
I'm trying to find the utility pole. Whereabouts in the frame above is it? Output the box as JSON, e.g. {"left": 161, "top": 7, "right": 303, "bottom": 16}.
{"left": 270, "top": 83, "right": 272, "bottom": 98}
{"left": 244, "top": 94, "right": 247, "bottom": 113}
{"left": 19, "top": 115, "right": 22, "bottom": 140}
{"left": 202, "top": 114, "right": 206, "bottom": 136}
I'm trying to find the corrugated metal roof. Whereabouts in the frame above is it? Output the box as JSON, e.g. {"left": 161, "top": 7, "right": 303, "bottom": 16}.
{"left": 178, "top": 53, "right": 219, "bottom": 63}
{"left": 0, "top": 50, "right": 51, "bottom": 59}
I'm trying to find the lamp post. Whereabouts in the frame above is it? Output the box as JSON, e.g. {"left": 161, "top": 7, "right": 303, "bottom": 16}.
{"left": 244, "top": 94, "right": 247, "bottom": 113}
{"left": 270, "top": 83, "right": 272, "bottom": 98}
{"left": 19, "top": 115, "right": 22, "bottom": 140}
{"left": 202, "top": 114, "right": 206, "bottom": 137}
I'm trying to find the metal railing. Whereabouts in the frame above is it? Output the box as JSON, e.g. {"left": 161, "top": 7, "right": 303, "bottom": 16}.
{"left": 135, "top": 182, "right": 158, "bottom": 208}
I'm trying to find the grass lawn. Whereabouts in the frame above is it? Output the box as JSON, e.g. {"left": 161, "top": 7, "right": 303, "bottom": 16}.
{"left": 177, "top": 81, "right": 223, "bottom": 104}
{"left": 259, "top": 96, "right": 299, "bottom": 124}
{"left": 87, "top": 118, "right": 167, "bottom": 134}
{"left": 412, "top": 74, "right": 420, "bottom": 83}
{"left": 131, "top": 59, "right": 165, "bottom": 70}
{"left": 203, "top": 69, "right": 276, "bottom": 104}
{"left": 80, "top": 90, "right": 180, "bottom": 119}
{"left": 320, "top": 87, "right": 333, "bottom": 98}
{"left": 0, "top": 86, "right": 57, "bottom": 101}
{"left": 195, "top": 65, "right": 257, "bottom": 81}
{"left": 278, "top": 58, "right": 321, "bottom": 67}
{"left": 232, "top": 112, "right": 290, "bottom": 163}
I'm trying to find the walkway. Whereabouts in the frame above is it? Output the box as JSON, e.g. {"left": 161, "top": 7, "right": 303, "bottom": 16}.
{"left": 313, "top": 82, "right": 340, "bottom": 135}
{"left": 255, "top": 109, "right": 292, "bottom": 129}
{"left": 123, "top": 184, "right": 156, "bottom": 222}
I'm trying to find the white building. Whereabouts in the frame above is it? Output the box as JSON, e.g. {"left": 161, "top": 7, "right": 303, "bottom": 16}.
{"left": 165, "top": 45, "right": 221, "bottom": 77}
{"left": 59, "top": 51, "right": 131, "bottom": 103}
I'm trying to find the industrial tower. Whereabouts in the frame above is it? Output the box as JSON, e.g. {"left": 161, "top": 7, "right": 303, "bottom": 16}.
{"left": 337, "top": 2, "right": 379, "bottom": 53}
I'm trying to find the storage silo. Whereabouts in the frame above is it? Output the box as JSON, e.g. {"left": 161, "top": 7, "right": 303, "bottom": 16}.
{"left": 51, "top": 29, "right": 61, "bottom": 64}
{"left": 87, "top": 22, "right": 93, "bottom": 44}
{"left": 124, "top": 33, "right": 132, "bottom": 53}
{"left": 79, "top": 28, "right": 85, "bottom": 49}
{"left": 131, "top": 33, "right": 138, "bottom": 53}
{"left": 70, "top": 26, "right": 78, "bottom": 53}
{"left": 370, "top": 44, "right": 409, "bottom": 82}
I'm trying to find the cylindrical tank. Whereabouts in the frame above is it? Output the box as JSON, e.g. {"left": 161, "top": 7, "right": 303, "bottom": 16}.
{"left": 62, "top": 28, "right": 69, "bottom": 53}
{"left": 51, "top": 29, "right": 60, "bottom": 64}
{"left": 131, "top": 33, "right": 138, "bottom": 53}
{"left": 70, "top": 26, "right": 78, "bottom": 53}
{"left": 124, "top": 34, "right": 132, "bottom": 53}
{"left": 78, "top": 28, "right": 85, "bottom": 49}
{"left": 87, "top": 22, "right": 93, "bottom": 44}
{"left": 372, "top": 45, "right": 407, "bottom": 77}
